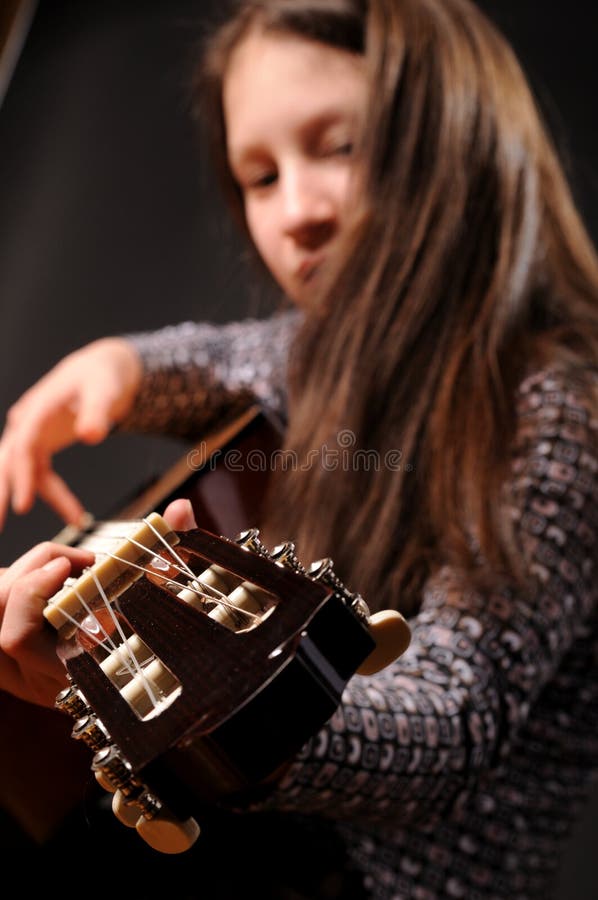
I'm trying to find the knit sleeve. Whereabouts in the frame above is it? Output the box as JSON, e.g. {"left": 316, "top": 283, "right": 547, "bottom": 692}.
{"left": 119, "top": 310, "right": 299, "bottom": 439}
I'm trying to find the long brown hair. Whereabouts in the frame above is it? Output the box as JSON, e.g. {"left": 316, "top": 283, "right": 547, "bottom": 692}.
{"left": 196, "top": 0, "right": 598, "bottom": 616}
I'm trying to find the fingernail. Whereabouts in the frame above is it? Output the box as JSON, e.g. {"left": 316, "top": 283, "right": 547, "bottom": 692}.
{"left": 42, "top": 557, "right": 67, "bottom": 573}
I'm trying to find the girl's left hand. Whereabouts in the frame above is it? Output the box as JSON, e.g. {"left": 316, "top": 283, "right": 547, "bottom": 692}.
{"left": 0, "top": 498, "right": 197, "bottom": 708}
{"left": 0, "top": 542, "right": 94, "bottom": 707}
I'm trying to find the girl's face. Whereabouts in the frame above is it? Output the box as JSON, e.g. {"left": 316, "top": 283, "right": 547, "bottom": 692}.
{"left": 223, "top": 29, "right": 367, "bottom": 307}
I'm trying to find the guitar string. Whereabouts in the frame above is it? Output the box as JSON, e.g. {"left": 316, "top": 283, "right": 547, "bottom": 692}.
{"left": 137, "top": 514, "right": 264, "bottom": 622}
{"left": 139, "top": 516, "right": 268, "bottom": 619}
{"left": 79, "top": 572, "right": 161, "bottom": 708}
{"left": 96, "top": 549, "right": 261, "bottom": 622}
{"left": 57, "top": 521, "right": 263, "bottom": 714}
{"left": 60, "top": 562, "right": 181, "bottom": 715}
{"left": 92, "top": 569, "right": 164, "bottom": 705}
{"left": 72, "top": 521, "right": 262, "bottom": 620}
{"left": 55, "top": 571, "right": 157, "bottom": 693}
{"left": 138, "top": 517, "right": 197, "bottom": 582}
{"left": 48, "top": 590, "right": 165, "bottom": 710}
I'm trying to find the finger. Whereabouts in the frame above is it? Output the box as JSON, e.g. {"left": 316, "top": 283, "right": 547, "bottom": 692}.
{"left": 0, "top": 652, "right": 67, "bottom": 708}
{"left": 7, "top": 399, "right": 73, "bottom": 513}
{"left": 1, "top": 556, "right": 71, "bottom": 674}
{"left": 0, "top": 458, "right": 11, "bottom": 532}
{"left": 10, "top": 442, "right": 42, "bottom": 515}
{"left": 5, "top": 402, "right": 63, "bottom": 515}
{"left": 162, "top": 499, "right": 197, "bottom": 532}
{"left": 38, "top": 469, "right": 87, "bottom": 527}
{"left": 0, "top": 542, "right": 95, "bottom": 596}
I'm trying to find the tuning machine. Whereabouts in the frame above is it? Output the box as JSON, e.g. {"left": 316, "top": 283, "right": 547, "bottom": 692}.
{"left": 235, "top": 534, "right": 412, "bottom": 676}
{"left": 92, "top": 744, "right": 200, "bottom": 854}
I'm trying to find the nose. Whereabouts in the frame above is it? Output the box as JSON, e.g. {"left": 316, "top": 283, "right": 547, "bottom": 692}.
{"left": 280, "top": 165, "right": 337, "bottom": 249}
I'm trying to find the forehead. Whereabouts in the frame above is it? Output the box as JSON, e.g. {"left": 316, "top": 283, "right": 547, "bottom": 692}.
{"left": 223, "top": 29, "right": 367, "bottom": 154}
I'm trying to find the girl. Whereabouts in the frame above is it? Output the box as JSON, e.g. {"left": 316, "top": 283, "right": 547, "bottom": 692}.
{"left": 0, "top": 1, "right": 597, "bottom": 897}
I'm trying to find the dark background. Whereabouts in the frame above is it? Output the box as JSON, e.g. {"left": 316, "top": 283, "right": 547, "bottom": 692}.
{"left": 0, "top": 2, "right": 596, "bottom": 895}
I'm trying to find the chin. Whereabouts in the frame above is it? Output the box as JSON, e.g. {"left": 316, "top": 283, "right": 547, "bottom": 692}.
{"left": 287, "top": 278, "right": 322, "bottom": 310}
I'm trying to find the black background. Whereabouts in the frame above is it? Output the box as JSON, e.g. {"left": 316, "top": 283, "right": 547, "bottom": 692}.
{"left": 0, "top": 2, "right": 596, "bottom": 894}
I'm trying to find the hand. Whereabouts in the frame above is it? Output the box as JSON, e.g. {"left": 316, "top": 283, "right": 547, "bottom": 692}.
{"left": 0, "top": 543, "right": 95, "bottom": 707}
{"left": 0, "top": 499, "right": 197, "bottom": 709}
{"left": 0, "top": 338, "right": 143, "bottom": 530}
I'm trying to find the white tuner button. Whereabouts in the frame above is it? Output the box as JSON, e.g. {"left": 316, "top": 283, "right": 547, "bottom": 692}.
{"left": 357, "top": 609, "right": 411, "bottom": 675}
{"left": 136, "top": 812, "right": 201, "bottom": 854}
{"left": 112, "top": 790, "right": 143, "bottom": 827}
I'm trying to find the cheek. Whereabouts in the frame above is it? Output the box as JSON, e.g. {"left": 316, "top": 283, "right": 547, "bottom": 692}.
{"left": 245, "top": 204, "right": 280, "bottom": 271}
{"left": 336, "top": 164, "right": 362, "bottom": 216}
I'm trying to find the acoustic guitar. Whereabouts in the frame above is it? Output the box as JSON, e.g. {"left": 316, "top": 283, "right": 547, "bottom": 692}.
{"left": 3, "top": 406, "right": 411, "bottom": 854}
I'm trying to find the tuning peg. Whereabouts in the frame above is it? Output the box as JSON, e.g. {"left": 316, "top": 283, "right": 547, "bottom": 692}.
{"left": 235, "top": 528, "right": 268, "bottom": 555}
{"left": 270, "top": 541, "right": 306, "bottom": 573}
{"left": 307, "top": 558, "right": 411, "bottom": 673}
{"left": 308, "top": 557, "right": 361, "bottom": 606}
{"left": 112, "top": 783, "right": 201, "bottom": 854}
{"left": 135, "top": 808, "right": 201, "bottom": 854}
{"left": 356, "top": 609, "right": 411, "bottom": 675}
{"left": 92, "top": 744, "right": 200, "bottom": 854}
{"left": 54, "top": 684, "right": 90, "bottom": 718}
{"left": 71, "top": 714, "right": 110, "bottom": 751}
{"left": 91, "top": 744, "right": 137, "bottom": 796}
{"left": 111, "top": 786, "right": 162, "bottom": 826}
{"left": 101, "top": 778, "right": 200, "bottom": 854}
{"left": 112, "top": 789, "right": 145, "bottom": 827}
{"left": 95, "top": 768, "right": 118, "bottom": 793}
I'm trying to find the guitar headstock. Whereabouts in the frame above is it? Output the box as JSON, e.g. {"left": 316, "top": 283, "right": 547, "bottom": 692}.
{"left": 44, "top": 515, "right": 410, "bottom": 854}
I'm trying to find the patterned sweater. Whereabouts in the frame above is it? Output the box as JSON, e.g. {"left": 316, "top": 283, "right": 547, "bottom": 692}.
{"left": 123, "top": 313, "right": 598, "bottom": 900}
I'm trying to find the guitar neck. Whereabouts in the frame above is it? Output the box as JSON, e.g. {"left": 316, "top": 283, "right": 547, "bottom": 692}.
{"left": 53, "top": 404, "right": 284, "bottom": 549}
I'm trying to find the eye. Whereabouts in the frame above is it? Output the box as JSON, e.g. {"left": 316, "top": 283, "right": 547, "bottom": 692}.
{"left": 241, "top": 169, "right": 278, "bottom": 192}
{"left": 333, "top": 142, "right": 354, "bottom": 156}
{"left": 320, "top": 140, "right": 354, "bottom": 159}
{"left": 254, "top": 171, "right": 278, "bottom": 188}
